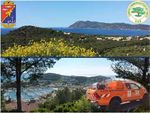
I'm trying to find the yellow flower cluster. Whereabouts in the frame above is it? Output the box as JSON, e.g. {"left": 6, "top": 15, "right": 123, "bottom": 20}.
{"left": 2, "top": 40, "right": 97, "bottom": 57}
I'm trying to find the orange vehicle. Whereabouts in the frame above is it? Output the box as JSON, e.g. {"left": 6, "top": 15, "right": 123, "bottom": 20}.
{"left": 86, "top": 79, "right": 148, "bottom": 111}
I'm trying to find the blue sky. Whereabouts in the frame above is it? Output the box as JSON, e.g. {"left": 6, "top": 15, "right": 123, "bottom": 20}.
{"left": 46, "top": 58, "right": 116, "bottom": 77}
{"left": 9, "top": 1, "right": 150, "bottom": 27}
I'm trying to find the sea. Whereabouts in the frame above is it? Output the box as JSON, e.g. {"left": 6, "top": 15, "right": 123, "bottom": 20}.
{"left": 4, "top": 86, "right": 56, "bottom": 102}
{"left": 1, "top": 28, "right": 150, "bottom": 36}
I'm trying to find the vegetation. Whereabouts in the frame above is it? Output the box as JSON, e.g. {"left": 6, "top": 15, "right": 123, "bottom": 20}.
{"left": 1, "top": 57, "right": 150, "bottom": 112}
{"left": 1, "top": 58, "right": 58, "bottom": 111}
{"left": 104, "top": 45, "right": 150, "bottom": 56}
{"left": 53, "top": 96, "right": 99, "bottom": 112}
{"left": 40, "top": 87, "right": 85, "bottom": 110}
{"left": 1, "top": 26, "right": 150, "bottom": 56}
{"left": 37, "top": 73, "right": 108, "bottom": 86}
{"left": 109, "top": 57, "right": 150, "bottom": 112}
{"left": 32, "top": 87, "right": 100, "bottom": 112}
{"left": 109, "top": 57, "right": 150, "bottom": 90}
{"left": 2, "top": 39, "right": 96, "bottom": 57}
{"left": 1, "top": 91, "right": 5, "bottom": 111}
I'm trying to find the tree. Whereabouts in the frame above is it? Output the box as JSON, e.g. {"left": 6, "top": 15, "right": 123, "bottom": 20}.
{"left": 110, "top": 57, "right": 150, "bottom": 90}
{"left": 56, "top": 87, "right": 71, "bottom": 104}
{"left": 132, "top": 7, "right": 145, "bottom": 17}
{"left": 1, "top": 57, "right": 58, "bottom": 111}
{"left": 72, "top": 88, "right": 85, "bottom": 101}
{"left": 1, "top": 90, "right": 5, "bottom": 111}
{"left": 39, "top": 87, "right": 85, "bottom": 112}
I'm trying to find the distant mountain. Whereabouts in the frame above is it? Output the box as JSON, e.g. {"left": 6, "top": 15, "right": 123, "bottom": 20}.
{"left": 39, "top": 73, "right": 110, "bottom": 85}
{"left": 69, "top": 21, "right": 150, "bottom": 30}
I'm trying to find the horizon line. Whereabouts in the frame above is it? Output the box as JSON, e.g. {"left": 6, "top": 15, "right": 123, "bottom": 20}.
{"left": 44, "top": 72, "right": 116, "bottom": 77}
{"left": 3, "top": 21, "right": 150, "bottom": 29}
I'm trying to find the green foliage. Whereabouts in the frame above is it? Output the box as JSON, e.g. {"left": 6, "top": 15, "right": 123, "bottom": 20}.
{"left": 37, "top": 87, "right": 85, "bottom": 112}
{"left": 53, "top": 102, "right": 76, "bottom": 112}
{"left": 71, "top": 88, "right": 85, "bottom": 101}
{"left": 53, "top": 96, "right": 100, "bottom": 112}
{"left": 30, "top": 108, "right": 49, "bottom": 112}
{"left": 34, "top": 88, "right": 101, "bottom": 112}
{"left": 1, "top": 58, "right": 58, "bottom": 82}
{"left": 42, "top": 97, "right": 59, "bottom": 110}
{"left": 132, "top": 7, "right": 145, "bottom": 17}
{"left": 109, "top": 57, "right": 150, "bottom": 90}
{"left": 2, "top": 39, "right": 96, "bottom": 57}
{"left": 104, "top": 45, "right": 150, "bottom": 56}
{"left": 56, "top": 87, "right": 72, "bottom": 104}
{"left": 1, "top": 58, "right": 58, "bottom": 111}
{"left": 40, "top": 73, "right": 108, "bottom": 86}
{"left": 73, "top": 96, "right": 92, "bottom": 112}
{"left": 2, "top": 26, "right": 150, "bottom": 56}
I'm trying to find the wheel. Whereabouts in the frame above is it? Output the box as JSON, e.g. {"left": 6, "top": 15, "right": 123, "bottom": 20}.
{"left": 142, "top": 94, "right": 148, "bottom": 104}
{"left": 108, "top": 98, "right": 121, "bottom": 112}
{"left": 100, "top": 106, "right": 107, "bottom": 112}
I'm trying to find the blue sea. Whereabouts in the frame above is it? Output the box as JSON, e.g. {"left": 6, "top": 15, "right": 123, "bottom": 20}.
{"left": 4, "top": 86, "right": 56, "bottom": 102}
{"left": 52, "top": 28, "right": 150, "bottom": 36}
{"left": 1, "top": 28, "right": 150, "bottom": 36}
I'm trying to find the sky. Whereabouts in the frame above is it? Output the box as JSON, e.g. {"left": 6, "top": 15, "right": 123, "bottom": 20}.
{"left": 4, "top": 1, "right": 150, "bottom": 27}
{"left": 45, "top": 58, "right": 116, "bottom": 77}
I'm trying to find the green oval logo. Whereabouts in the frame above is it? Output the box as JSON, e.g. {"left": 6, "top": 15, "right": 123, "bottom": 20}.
{"left": 127, "top": 1, "right": 149, "bottom": 24}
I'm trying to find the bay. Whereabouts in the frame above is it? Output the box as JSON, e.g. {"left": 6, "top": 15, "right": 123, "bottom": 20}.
{"left": 52, "top": 28, "right": 150, "bottom": 36}
{"left": 4, "top": 86, "right": 56, "bottom": 102}
{"left": 1, "top": 28, "right": 150, "bottom": 36}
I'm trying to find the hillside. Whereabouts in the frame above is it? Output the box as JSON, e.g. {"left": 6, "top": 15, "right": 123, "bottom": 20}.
{"left": 39, "top": 73, "right": 110, "bottom": 85}
{"left": 1, "top": 26, "right": 150, "bottom": 56}
{"left": 3, "top": 26, "right": 65, "bottom": 38}
{"left": 69, "top": 21, "right": 150, "bottom": 30}
{"left": 1, "top": 26, "right": 67, "bottom": 50}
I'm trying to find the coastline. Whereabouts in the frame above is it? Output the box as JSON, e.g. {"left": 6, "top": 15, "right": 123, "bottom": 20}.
{"left": 4, "top": 89, "right": 57, "bottom": 112}
{"left": 4, "top": 86, "right": 58, "bottom": 102}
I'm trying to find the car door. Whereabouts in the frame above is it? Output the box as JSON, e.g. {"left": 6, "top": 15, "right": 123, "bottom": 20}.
{"left": 129, "top": 83, "right": 141, "bottom": 100}
{"left": 125, "top": 83, "right": 133, "bottom": 101}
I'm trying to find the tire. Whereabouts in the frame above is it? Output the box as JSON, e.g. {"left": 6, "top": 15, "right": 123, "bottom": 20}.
{"left": 142, "top": 94, "right": 148, "bottom": 104}
{"left": 108, "top": 98, "right": 121, "bottom": 112}
{"left": 100, "top": 106, "right": 107, "bottom": 112}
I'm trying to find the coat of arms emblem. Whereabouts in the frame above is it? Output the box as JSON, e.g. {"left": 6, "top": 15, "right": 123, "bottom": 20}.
{"left": 1, "top": 0, "right": 16, "bottom": 28}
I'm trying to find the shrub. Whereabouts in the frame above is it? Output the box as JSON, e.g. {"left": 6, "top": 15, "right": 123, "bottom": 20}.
{"left": 53, "top": 96, "right": 101, "bottom": 112}
{"left": 30, "top": 108, "right": 49, "bottom": 112}
{"left": 2, "top": 39, "right": 97, "bottom": 57}
{"left": 104, "top": 45, "right": 150, "bottom": 56}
